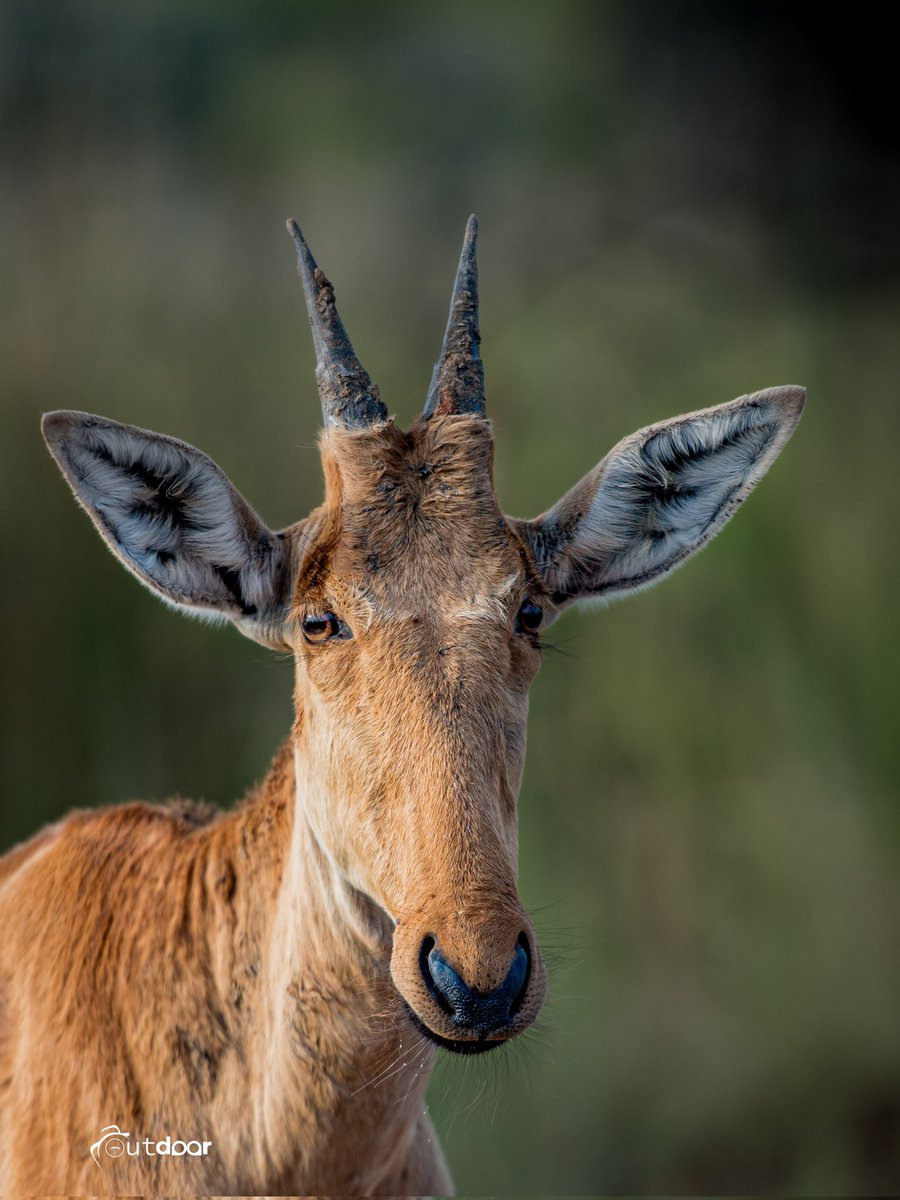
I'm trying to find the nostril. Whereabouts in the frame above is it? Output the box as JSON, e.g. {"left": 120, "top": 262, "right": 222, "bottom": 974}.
{"left": 509, "top": 932, "right": 532, "bottom": 1015}
{"left": 419, "top": 936, "right": 453, "bottom": 1014}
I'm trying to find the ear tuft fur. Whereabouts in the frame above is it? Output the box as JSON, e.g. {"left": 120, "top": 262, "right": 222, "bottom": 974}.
{"left": 522, "top": 386, "right": 804, "bottom": 606}
{"left": 42, "top": 411, "right": 290, "bottom": 640}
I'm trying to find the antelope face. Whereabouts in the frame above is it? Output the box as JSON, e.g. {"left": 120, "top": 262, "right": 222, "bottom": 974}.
{"left": 290, "top": 416, "right": 549, "bottom": 1051}
{"left": 41, "top": 215, "right": 804, "bottom": 1058}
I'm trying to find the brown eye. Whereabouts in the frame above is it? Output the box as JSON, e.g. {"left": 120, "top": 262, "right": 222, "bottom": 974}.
{"left": 301, "top": 612, "right": 345, "bottom": 644}
{"left": 516, "top": 601, "right": 544, "bottom": 634}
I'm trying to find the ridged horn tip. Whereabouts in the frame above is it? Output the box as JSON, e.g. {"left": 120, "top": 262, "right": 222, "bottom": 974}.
{"left": 286, "top": 219, "right": 387, "bottom": 430}
{"left": 424, "top": 215, "right": 486, "bottom": 418}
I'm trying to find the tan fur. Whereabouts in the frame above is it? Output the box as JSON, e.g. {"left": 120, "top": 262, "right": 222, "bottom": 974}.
{"left": 0, "top": 415, "right": 546, "bottom": 1195}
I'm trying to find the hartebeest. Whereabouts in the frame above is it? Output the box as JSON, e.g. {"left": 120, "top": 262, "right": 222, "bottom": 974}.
{"left": 0, "top": 216, "right": 803, "bottom": 1195}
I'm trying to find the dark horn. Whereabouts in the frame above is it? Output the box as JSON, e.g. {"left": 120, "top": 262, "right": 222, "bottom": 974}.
{"left": 286, "top": 219, "right": 387, "bottom": 429}
{"left": 423, "top": 215, "right": 486, "bottom": 418}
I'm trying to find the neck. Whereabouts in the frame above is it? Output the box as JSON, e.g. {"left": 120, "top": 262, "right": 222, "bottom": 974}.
{"left": 227, "top": 738, "right": 436, "bottom": 1192}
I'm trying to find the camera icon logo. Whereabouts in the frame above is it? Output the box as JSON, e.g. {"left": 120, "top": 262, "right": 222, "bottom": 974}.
{"left": 89, "top": 1124, "right": 130, "bottom": 1167}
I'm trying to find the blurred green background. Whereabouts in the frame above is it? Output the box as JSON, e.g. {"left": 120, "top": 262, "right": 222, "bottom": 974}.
{"left": 2, "top": 1, "right": 898, "bottom": 1193}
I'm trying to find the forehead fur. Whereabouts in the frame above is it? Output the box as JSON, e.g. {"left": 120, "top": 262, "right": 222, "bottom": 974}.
{"left": 308, "top": 414, "right": 526, "bottom": 601}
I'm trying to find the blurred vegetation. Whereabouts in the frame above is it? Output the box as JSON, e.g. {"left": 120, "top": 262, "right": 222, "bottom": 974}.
{"left": 1, "top": 1, "right": 898, "bottom": 1193}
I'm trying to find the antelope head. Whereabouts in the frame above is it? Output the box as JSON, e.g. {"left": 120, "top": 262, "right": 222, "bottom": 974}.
{"left": 41, "top": 217, "right": 803, "bottom": 1055}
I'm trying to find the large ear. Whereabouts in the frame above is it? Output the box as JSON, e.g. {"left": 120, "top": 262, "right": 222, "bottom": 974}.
{"left": 517, "top": 386, "right": 805, "bottom": 608}
{"left": 42, "top": 411, "right": 293, "bottom": 647}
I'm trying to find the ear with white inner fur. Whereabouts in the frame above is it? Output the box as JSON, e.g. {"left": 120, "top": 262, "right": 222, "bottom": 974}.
{"left": 42, "top": 411, "right": 292, "bottom": 647}
{"left": 519, "top": 386, "right": 805, "bottom": 609}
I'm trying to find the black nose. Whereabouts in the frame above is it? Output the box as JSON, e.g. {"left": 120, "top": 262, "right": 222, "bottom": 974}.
{"left": 421, "top": 937, "right": 530, "bottom": 1034}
